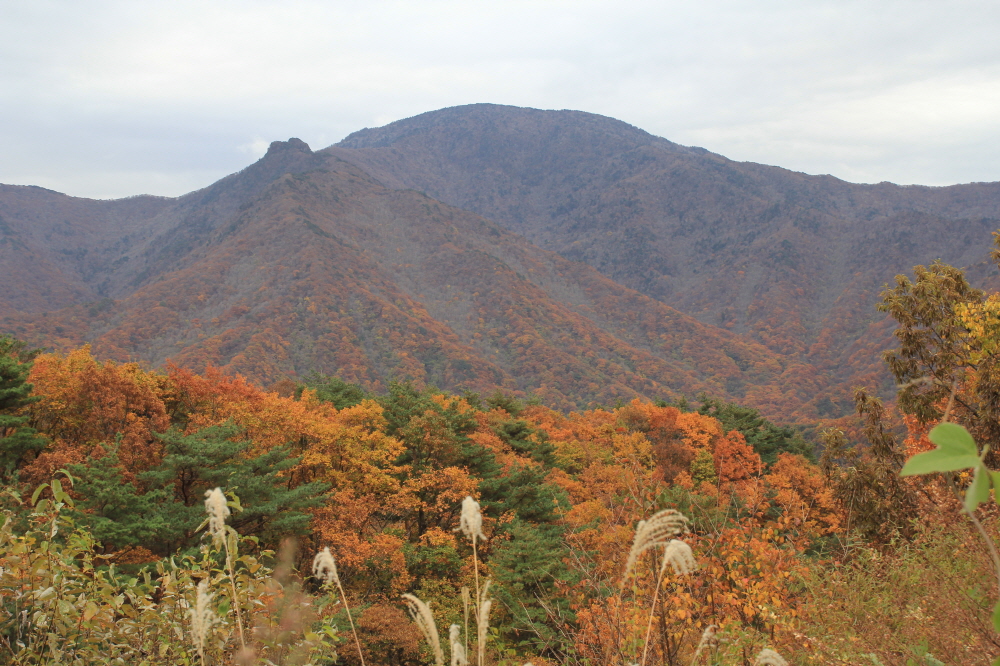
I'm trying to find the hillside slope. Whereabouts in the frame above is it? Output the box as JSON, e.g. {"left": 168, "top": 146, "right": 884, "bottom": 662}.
{"left": 0, "top": 140, "right": 807, "bottom": 413}
{"left": 6, "top": 104, "right": 1000, "bottom": 420}
{"left": 329, "top": 104, "right": 1000, "bottom": 405}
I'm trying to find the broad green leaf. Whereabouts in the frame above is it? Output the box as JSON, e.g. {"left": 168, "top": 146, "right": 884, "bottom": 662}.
{"left": 965, "top": 464, "right": 993, "bottom": 513}
{"left": 902, "top": 423, "right": 982, "bottom": 476}
{"left": 928, "top": 422, "right": 977, "bottom": 456}
{"left": 900, "top": 448, "right": 981, "bottom": 476}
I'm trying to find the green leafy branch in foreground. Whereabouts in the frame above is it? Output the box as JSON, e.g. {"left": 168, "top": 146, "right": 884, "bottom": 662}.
{"left": 901, "top": 421, "right": 1000, "bottom": 665}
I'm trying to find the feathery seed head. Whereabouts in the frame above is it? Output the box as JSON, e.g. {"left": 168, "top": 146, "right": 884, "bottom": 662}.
{"left": 312, "top": 547, "right": 340, "bottom": 587}
{"left": 189, "top": 578, "right": 216, "bottom": 660}
{"left": 690, "top": 624, "right": 719, "bottom": 663}
{"left": 458, "top": 496, "right": 486, "bottom": 542}
{"left": 754, "top": 648, "right": 789, "bottom": 666}
{"left": 623, "top": 509, "right": 690, "bottom": 580}
{"left": 449, "top": 624, "right": 467, "bottom": 666}
{"left": 660, "top": 539, "right": 697, "bottom": 576}
{"left": 476, "top": 579, "right": 493, "bottom": 655}
{"left": 204, "top": 487, "right": 230, "bottom": 547}
{"left": 402, "top": 593, "right": 444, "bottom": 666}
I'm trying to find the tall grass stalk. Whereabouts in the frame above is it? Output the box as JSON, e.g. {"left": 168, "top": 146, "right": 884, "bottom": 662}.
{"left": 403, "top": 593, "right": 445, "bottom": 666}
{"left": 622, "top": 509, "right": 692, "bottom": 666}
{"left": 190, "top": 578, "right": 216, "bottom": 666}
{"left": 476, "top": 579, "right": 493, "bottom": 666}
{"left": 461, "top": 585, "right": 471, "bottom": 656}
{"left": 449, "top": 624, "right": 468, "bottom": 666}
{"left": 753, "top": 647, "right": 789, "bottom": 665}
{"left": 458, "top": 495, "right": 488, "bottom": 665}
{"left": 204, "top": 487, "right": 247, "bottom": 650}
{"left": 688, "top": 624, "right": 717, "bottom": 665}
{"left": 313, "top": 546, "right": 366, "bottom": 666}
{"left": 639, "top": 539, "right": 695, "bottom": 666}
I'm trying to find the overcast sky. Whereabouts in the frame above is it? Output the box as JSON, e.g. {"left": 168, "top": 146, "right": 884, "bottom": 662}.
{"left": 2, "top": 0, "right": 999, "bottom": 199}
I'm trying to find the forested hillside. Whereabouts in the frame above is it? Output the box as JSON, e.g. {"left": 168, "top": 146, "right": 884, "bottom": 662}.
{"left": 331, "top": 104, "right": 1000, "bottom": 412}
{"left": 0, "top": 140, "right": 820, "bottom": 419}
{"left": 3, "top": 243, "right": 1000, "bottom": 665}
{"left": 5, "top": 105, "right": 1000, "bottom": 662}
{"left": 3, "top": 105, "right": 1000, "bottom": 424}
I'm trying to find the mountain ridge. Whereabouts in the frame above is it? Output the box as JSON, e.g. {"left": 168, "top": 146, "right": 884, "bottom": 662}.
{"left": 3, "top": 103, "right": 999, "bottom": 422}
{"left": 327, "top": 104, "right": 1000, "bottom": 384}
{"left": 0, "top": 146, "right": 804, "bottom": 413}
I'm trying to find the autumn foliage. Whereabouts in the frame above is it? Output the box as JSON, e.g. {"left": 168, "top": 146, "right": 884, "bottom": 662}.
{"left": 3, "top": 336, "right": 999, "bottom": 664}
{"left": 0, "top": 343, "right": 842, "bottom": 661}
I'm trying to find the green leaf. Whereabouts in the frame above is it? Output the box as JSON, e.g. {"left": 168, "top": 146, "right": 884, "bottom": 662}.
{"left": 993, "top": 598, "right": 1000, "bottom": 634}
{"left": 31, "top": 483, "right": 46, "bottom": 506}
{"left": 900, "top": 449, "right": 981, "bottom": 476}
{"left": 902, "top": 423, "right": 982, "bottom": 476}
{"left": 928, "top": 422, "right": 977, "bottom": 456}
{"left": 50, "top": 478, "right": 72, "bottom": 504}
{"left": 227, "top": 491, "right": 243, "bottom": 513}
{"left": 965, "top": 464, "right": 993, "bottom": 513}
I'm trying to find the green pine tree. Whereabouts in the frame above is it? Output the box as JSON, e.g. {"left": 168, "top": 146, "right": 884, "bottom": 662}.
{"left": 0, "top": 335, "right": 47, "bottom": 480}
{"left": 489, "top": 519, "right": 578, "bottom": 657}
{"left": 299, "top": 373, "right": 368, "bottom": 409}
{"left": 696, "top": 395, "right": 813, "bottom": 464}
{"left": 69, "top": 423, "right": 330, "bottom": 555}
{"left": 66, "top": 450, "right": 175, "bottom": 551}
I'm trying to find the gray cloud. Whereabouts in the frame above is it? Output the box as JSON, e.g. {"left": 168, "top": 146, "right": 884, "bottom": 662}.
{"left": 2, "top": 0, "right": 999, "bottom": 198}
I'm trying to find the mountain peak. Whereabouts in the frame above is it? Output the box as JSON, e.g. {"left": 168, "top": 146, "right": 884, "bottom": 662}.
{"left": 335, "top": 103, "right": 660, "bottom": 151}
{"left": 266, "top": 138, "right": 312, "bottom": 155}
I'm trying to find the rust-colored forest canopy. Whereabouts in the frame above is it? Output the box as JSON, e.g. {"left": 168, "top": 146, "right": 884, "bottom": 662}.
{"left": 0, "top": 343, "right": 855, "bottom": 662}
{"left": 1, "top": 334, "right": 998, "bottom": 664}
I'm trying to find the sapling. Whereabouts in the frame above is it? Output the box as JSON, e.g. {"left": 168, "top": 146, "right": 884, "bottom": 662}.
{"left": 900, "top": 420, "right": 1000, "bottom": 665}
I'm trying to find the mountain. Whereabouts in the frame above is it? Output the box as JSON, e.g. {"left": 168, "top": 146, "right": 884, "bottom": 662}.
{"left": 4, "top": 104, "right": 999, "bottom": 421}
{"left": 0, "top": 140, "right": 806, "bottom": 413}
{"left": 329, "top": 104, "right": 1000, "bottom": 411}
